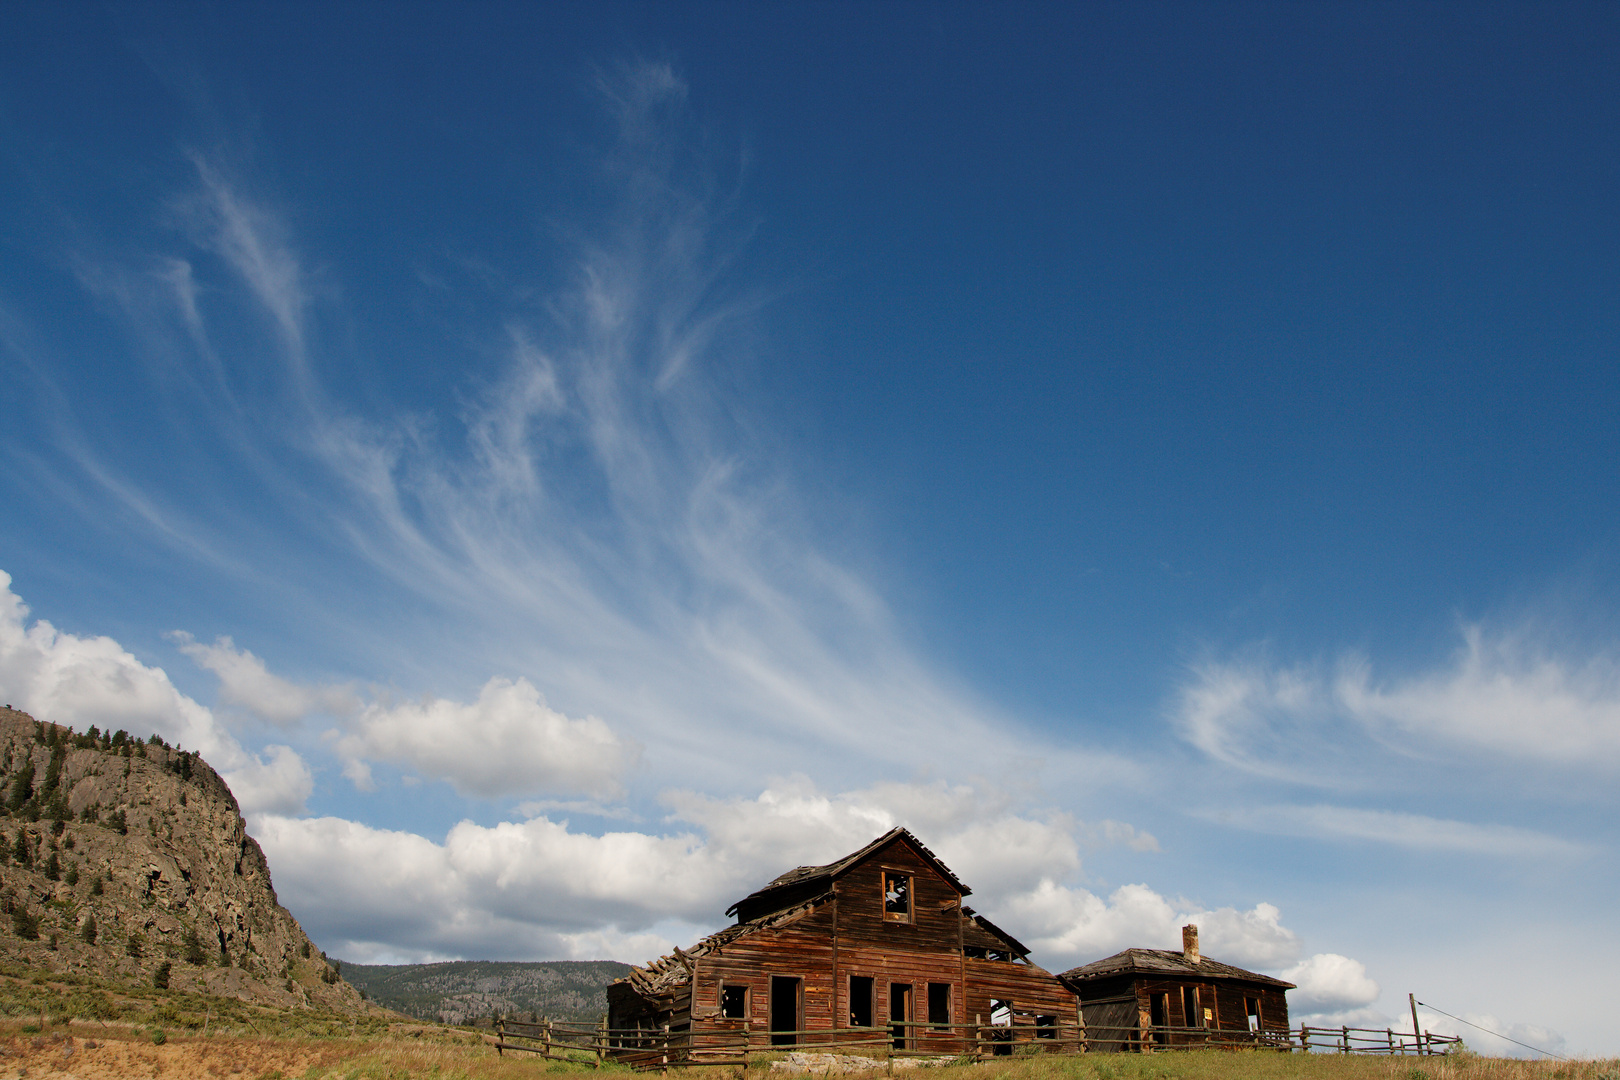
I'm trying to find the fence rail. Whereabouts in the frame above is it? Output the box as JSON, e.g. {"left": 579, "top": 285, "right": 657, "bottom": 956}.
{"left": 488, "top": 1016, "right": 1462, "bottom": 1070}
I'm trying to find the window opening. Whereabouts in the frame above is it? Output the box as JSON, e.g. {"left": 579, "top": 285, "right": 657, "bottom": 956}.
{"left": 989, "top": 1000, "right": 1013, "bottom": 1056}
{"left": 769, "top": 976, "right": 800, "bottom": 1046}
{"left": 883, "top": 871, "right": 912, "bottom": 921}
{"left": 1150, "top": 993, "right": 1169, "bottom": 1032}
{"left": 1246, "top": 996, "right": 1261, "bottom": 1032}
{"left": 1182, "top": 986, "right": 1202, "bottom": 1028}
{"left": 849, "top": 976, "right": 874, "bottom": 1028}
{"left": 927, "top": 983, "right": 951, "bottom": 1029}
{"left": 1036, "top": 1015, "right": 1057, "bottom": 1040}
{"left": 721, "top": 985, "right": 748, "bottom": 1020}
{"left": 890, "top": 983, "right": 912, "bottom": 1049}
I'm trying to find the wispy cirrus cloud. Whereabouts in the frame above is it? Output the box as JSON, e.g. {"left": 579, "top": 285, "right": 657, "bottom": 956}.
{"left": 1205, "top": 804, "right": 1583, "bottom": 857}
{"left": 1174, "top": 625, "right": 1620, "bottom": 788}
{"left": 75, "top": 58, "right": 1122, "bottom": 797}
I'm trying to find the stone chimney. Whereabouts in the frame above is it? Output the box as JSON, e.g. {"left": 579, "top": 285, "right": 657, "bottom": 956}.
{"left": 1182, "top": 923, "right": 1200, "bottom": 964}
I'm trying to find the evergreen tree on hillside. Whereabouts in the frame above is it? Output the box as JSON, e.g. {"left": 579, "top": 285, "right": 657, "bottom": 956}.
{"left": 6, "top": 762, "right": 33, "bottom": 812}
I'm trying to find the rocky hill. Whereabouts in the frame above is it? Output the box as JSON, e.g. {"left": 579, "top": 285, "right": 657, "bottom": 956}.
{"left": 0, "top": 707, "right": 363, "bottom": 1013}
{"left": 339, "top": 959, "right": 632, "bottom": 1024}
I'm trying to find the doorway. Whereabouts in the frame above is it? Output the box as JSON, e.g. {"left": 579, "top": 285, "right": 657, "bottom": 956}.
{"left": 770, "top": 976, "right": 801, "bottom": 1046}
{"left": 890, "top": 983, "right": 912, "bottom": 1049}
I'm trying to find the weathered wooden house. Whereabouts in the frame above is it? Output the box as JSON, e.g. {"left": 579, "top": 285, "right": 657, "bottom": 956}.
{"left": 607, "top": 828, "right": 1080, "bottom": 1059}
{"left": 1058, "top": 925, "right": 1293, "bottom": 1051}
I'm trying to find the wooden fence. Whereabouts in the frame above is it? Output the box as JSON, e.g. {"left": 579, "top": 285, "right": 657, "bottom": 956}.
{"left": 492, "top": 1017, "right": 1083, "bottom": 1069}
{"left": 489, "top": 1017, "right": 1461, "bottom": 1070}
{"left": 1297, "top": 1025, "right": 1463, "bottom": 1055}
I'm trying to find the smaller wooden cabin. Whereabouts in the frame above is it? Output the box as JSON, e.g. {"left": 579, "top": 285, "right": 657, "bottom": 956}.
{"left": 1059, "top": 925, "right": 1293, "bottom": 1051}
{"left": 607, "top": 828, "right": 1080, "bottom": 1062}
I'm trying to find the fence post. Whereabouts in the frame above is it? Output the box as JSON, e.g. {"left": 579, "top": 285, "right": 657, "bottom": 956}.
{"left": 974, "top": 1014, "right": 983, "bottom": 1063}
{"left": 496, "top": 1015, "right": 504, "bottom": 1057}
{"left": 598, "top": 1016, "right": 608, "bottom": 1069}
{"left": 744, "top": 1021, "right": 751, "bottom": 1068}
{"left": 661, "top": 1021, "right": 670, "bottom": 1076}
{"left": 1388, "top": 1028, "right": 1395, "bottom": 1055}
{"left": 1341, "top": 1026, "right": 1350, "bottom": 1053}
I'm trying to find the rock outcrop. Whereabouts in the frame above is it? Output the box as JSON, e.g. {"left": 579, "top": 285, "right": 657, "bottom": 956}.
{"left": 0, "top": 707, "right": 362, "bottom": 1012}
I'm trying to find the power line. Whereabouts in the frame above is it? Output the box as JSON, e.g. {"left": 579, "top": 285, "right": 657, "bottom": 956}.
{"left": 1416, "top": 1000, "right": 1567, "bottom": 1061}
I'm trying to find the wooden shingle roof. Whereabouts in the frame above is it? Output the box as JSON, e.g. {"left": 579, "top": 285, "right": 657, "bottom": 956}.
{"left": 1060, "top": 948, "right": 1295, "bottom": 990}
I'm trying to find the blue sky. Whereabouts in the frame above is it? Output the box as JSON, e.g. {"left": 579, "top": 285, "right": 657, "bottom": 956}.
{"left": 3, "top": 0, "right": 1618, "bottom": 1058}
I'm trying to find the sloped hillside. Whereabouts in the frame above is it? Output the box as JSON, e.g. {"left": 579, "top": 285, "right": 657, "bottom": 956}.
{"left": 0, "top": 707, "right": 362, "bottom": 1013}
{"left": 339, "top": 959, "right": 632, "bottom": 1024}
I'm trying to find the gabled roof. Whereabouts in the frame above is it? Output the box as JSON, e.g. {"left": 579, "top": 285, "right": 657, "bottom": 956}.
{"left": 613, "top": 891, "right": 835, "bottom": 999}
{"left": 724, "top": 827, "right": 970, "bottom": 918}
{"left": 1059, "top": 948, "right": 1295, "bottom": 990}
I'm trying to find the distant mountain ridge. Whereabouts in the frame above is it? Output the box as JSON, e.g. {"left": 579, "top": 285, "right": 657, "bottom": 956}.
{"left": 338, "top": 959, "right": 633, "bottom": 1025}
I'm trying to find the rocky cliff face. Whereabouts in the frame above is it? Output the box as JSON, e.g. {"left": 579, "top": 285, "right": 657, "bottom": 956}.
{"left": 0, "top": 707, "right": 362, "bottom": 1012}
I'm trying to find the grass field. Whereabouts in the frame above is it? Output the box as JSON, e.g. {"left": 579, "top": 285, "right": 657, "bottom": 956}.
{"left": 0, "top": 965, "right": 1610, "bottom": 1080}
{"left": 1, "top": 1026, "right": 1614, "bottom": 1080}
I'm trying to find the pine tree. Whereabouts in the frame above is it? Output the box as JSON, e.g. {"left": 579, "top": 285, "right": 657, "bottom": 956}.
{"left": 6, "top": 762, "right": 33, "bottom": 812}
{"left": 80, "top": 912, "right": 97, "bottom": 944}
{"left": 184, "top": 928, "right": 207, "bottom": 965}
{"left": 153, "top": 961, "right": 171, "bottom": 990}
{"left": 12, "top": 830, "right": 28, "bottom": 867}
{"left": 43, "top": 850, "right": 59, "bottom": 881}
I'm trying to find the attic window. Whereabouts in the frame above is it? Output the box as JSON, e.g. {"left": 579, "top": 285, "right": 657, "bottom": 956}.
{"left": 882, "top": 871, "right": 912, "bottom": 922}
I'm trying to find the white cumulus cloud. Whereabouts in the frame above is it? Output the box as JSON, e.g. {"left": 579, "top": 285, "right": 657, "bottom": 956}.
{"left": 170, "top": 632, "right": 358, "bottom": 726}
{"left": 0, "top": 571, "right": 314, "bottom": 816}
{"left": 1000, "top": 881, "right": 1301, "bottom": 972}
{"left": 1279, "top": 952, "right": 1380, "bottom": 1013}
{"left": 334, "top": 676, "right": 637, "bottom": 799}
{"left": 257, "top": 773, "right": 1178, "bottom": 966}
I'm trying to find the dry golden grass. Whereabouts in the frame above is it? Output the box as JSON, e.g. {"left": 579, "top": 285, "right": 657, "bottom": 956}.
{"left": 0, "top": 1028, "right": 1612, "bottom": 1080}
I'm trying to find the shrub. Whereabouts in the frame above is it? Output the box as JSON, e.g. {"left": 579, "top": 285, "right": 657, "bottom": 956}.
{"left": 106, "top": 810, "right": 127, "bottom": 835}
{"left": 11, "top": 905, "right": 38, "bottom": 940}
{"left": 64, "top": 866, "right": 78, "bottom": 887}
{"left": 80, "top": 912, "right": 96, "bottom": 944}
{"left": 43, "top": 851, "right": 59, "bottom": 881}
{"left": 184, "top": 928, "right": 207, "bottom": 966}
{"left": 153, "top": 961, "right": 171, "bottom": 990}
{"left": 11, "top": 830, "right": 28, "bottom": 867}
{"left": 126, "top": 931, "right": 145, "bottom": 959}
{"left": 90, "top": 876, "right": 103, "bottom": 896}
